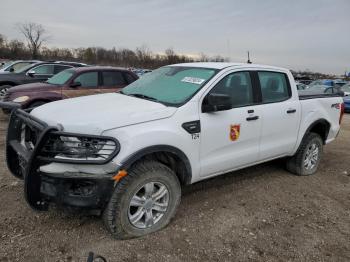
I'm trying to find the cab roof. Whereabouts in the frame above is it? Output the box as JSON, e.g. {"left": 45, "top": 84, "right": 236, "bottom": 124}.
{"left": 171, "top": 62, "right": 289, "bottom": 72}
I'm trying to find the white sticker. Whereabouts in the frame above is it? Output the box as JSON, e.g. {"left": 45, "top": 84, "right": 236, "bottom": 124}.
{"left": 181, "top": 77, "right": 205, "bottom": 85}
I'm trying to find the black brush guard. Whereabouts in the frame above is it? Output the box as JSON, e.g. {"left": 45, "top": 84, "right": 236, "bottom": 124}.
{"left": 6, "top": 109, "right": 119, "bottom": 211}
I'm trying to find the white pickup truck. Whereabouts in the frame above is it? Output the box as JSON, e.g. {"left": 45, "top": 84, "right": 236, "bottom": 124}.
{"left": 4, "top": 62, "right": 344, "bottom": 239}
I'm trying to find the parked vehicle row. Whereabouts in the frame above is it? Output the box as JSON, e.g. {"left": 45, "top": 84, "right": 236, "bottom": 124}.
{"left": 0, "top": 62, "right": 344, "bottom": 239}
{"left": 0, "top": 61, "right": 87, "bottom": 99}
{"left": 3, "top": 66, "right": 138, "bottom": 109}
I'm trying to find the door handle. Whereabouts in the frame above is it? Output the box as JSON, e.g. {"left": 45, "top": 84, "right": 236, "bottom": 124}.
{"left": 287, "top": 109, "right": 296, "bottom": 114}
{"left": 246, "top": 116, "right": 259, "bottom": 121}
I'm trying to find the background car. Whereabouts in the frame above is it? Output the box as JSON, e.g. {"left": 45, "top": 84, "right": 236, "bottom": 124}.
{"left": 3, "top": 66, "right": 138, "bottom": 109}
{"left": 343, "top": 96, "right": 350, "bottom": 112}
{"left": 0, "top": 61, "right": 84, "bottom": 99}
{"left": 0, "top": 60, "right": 41, "bottom": 73}
{"left": 296, "top": 82, "right": 308, "bottom": 90}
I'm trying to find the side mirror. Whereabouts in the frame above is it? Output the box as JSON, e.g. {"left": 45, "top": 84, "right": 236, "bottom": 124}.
{"left": 70, "top": 82, "right": 81, "bottom": 88}
{"left": 202, "top": 93, "right": 232, "bottom": 113}
{"left": 9, "top": 68, "right": 14, "bottom": 72}
{"left": 27, "top": 70, "right": 35, "bottom": 77}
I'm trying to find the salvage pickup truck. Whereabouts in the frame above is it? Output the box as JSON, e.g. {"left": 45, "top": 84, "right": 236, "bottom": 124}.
{"left": 2, "top": 63, "right": 344, "bottom": 239}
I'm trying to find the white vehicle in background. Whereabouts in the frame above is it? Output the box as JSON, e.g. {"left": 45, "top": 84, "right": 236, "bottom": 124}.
{"left": 0, "top": 60, "right": 41, "bottom": 73}
{"left": 2, "top": 62, "right": 344, "bottom": 239}
{"left": 295, "top": 81, "right": 308, "bottom": 90}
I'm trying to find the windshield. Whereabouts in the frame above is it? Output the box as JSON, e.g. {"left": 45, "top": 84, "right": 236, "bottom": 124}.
{"left": 1, "top": 61, "right": 14, "bottom": 69}
{"left": 47, "top": 69, "right": 75, "bottom": 85}
{"left": 122, "top": 66, "right": 218, "bottom": 105}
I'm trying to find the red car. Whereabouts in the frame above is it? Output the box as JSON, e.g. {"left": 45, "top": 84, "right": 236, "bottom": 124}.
{"left": 3, "top": 66, "right": 138, "bottom": 109}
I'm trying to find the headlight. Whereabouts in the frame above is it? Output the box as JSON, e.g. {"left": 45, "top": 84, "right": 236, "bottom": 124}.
{"left": 39, "top": 132, "right": 120, "bottom": 164}
{"left": 13, "top": 96, "right": 29, "bottom": 103}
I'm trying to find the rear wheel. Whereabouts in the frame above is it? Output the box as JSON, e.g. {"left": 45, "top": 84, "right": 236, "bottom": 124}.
{"left": 286, "top": 132, "right": 323, "bottom": 176}
{"left": 103, "top": 160, "right": 181, "bottom": 239}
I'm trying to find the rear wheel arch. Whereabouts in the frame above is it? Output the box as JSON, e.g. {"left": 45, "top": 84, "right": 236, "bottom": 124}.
{"left": 120, "top": 145, "right": 192, "bottom": 185}
{"left": 304, "top": 119, "right": 331, "bottom": 144}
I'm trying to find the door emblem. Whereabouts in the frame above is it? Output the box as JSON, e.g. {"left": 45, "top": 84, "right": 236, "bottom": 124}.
{"left": 230, "top": 124, "right": 241, "bottom": 141}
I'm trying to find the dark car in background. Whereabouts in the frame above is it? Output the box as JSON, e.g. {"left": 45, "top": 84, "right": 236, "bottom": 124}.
{"left": 0, "top": 61, "right": 85, "bottom": 99}
{"left": 3, "top": 66, "right": 138, "bottom": 109}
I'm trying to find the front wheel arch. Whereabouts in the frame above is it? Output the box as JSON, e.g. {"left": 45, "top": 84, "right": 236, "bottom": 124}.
{"left": 120, "top": 145, "right": 192, "bottom": 185}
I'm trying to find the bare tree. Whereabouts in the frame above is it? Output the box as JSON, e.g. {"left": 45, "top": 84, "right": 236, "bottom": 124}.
{"left": 16, "top": 22, "right": 50, "bottom": 59}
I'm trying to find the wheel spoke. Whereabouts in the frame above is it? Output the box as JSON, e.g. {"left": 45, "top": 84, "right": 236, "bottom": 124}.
{"left": 129, "top": 208, "right": 145, "bottom": 224}
{"left": 130, "top": 195, "right": 145, "bottom": 207}
{"left": 128, "top": 181, "right": 169, "bottom": 229}
{"left": 152, "top": 202, "right": 167, "bottom": 213}
{"left": 144, "top": 182, "right": 154, "bottom": 198}
{"left": 145, "top": 209, "right": 154, "bottom": 227}
{"left": 152, "top": 185, "right": 167, "bottom": 201}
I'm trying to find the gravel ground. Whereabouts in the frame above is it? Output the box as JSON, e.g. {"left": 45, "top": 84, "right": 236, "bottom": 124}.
{"left": 0, "top": 111, "right": 349, "bottom": 262}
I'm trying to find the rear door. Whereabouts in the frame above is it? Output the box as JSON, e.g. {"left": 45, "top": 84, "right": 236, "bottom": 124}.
{"left": 199, "top": 71, "right": 262, "bottom": 177}
{"left": 255, "top": 71, "right": 301, "bottom": 160}
{"left": 63, "top": 71, "right": 100, "bottom": 98}
{"left": 100, "top": 70, "right": 129, "bottom": 94}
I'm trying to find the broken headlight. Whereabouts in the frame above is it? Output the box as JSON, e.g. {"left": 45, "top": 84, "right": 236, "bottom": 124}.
{"left": 38, "top": 132, "right": 120, "bottom": 164}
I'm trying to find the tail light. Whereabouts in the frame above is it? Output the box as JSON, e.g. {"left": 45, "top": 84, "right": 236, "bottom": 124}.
{"left": 339, "top": 102, "right": 345, "bottom": 124}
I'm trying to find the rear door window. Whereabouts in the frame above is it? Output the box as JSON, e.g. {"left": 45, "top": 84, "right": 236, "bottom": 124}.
{"left": 123, "top": 72, "right": 137, "bottom": 84}
{"left": 102, "top": 71, "right": 127, "bottom": 87}
{"left": 73, "top": 72, "right": 98, "bottom": 88}
{"left": 54, "top": 65, "right": 72, "bottom": 74}
{"left": 258, "top": 71, "right": 291, "bottom": 103}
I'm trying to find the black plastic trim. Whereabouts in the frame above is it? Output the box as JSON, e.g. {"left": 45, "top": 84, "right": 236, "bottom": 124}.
{"left": 120, "top": 145, "right": 192, "bottom": 185}
{"left": 182, "top": 120, "right": 201, "bottom": 134}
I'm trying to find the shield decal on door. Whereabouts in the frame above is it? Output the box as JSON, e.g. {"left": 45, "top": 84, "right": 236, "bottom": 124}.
{"left": 230, "top": 124, "right": 240, "bottom": 141}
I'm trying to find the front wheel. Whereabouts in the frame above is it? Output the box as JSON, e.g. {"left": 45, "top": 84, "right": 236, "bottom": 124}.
{"left": 0, "top": 85, "right": 12, "bottom": 100}
{"left": 286, "top": 132, "right": 323, "bottom": 176}
{"left": 103, "top": 160, "right": 181, "bottom": 239}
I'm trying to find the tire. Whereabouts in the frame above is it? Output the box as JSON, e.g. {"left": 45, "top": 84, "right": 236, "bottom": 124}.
{"left": 286, "top": 132, "right": 323, "bottom": 176}
{"left": 103, "top": 160, "right": 181, "bottom": 239}
{"left": 0, "top": 85, "right": 12, "bottom": 100}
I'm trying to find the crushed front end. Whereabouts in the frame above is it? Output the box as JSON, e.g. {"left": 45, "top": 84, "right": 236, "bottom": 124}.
{"left": 6, "top": 109, "right": 120, "bottom": 211}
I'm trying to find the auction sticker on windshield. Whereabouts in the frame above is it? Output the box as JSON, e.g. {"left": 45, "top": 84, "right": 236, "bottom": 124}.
{"left": 181, "top": 77, "right": 205, "bottom": 85}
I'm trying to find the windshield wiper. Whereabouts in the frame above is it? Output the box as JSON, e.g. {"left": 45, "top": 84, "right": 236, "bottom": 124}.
{"left": 128, "top": 93, "right": 162, "bottom": 103}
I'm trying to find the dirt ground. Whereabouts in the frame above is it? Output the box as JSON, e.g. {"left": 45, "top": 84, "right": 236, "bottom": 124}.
{"left": 0, "top": 111, "right": 349, "bottom": 262}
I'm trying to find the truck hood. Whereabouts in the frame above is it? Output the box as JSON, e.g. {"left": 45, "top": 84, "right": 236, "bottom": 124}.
{"left": 30, "top": 93, "right": 177, "bottom": 134}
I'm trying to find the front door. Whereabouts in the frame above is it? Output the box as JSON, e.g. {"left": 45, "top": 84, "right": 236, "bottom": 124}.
{"left": 199, "top": 71, "right": 261, "bottom": 177}
{"left": 27, "top": 64, "right": 55, "bottom": 83}
{"left": 63, "top": 71, "right": 100, "bottom": 98}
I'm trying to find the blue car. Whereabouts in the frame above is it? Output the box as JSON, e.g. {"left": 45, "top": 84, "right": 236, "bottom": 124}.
{"left": 344, "top": 96, "right": 350, "bottom": 112}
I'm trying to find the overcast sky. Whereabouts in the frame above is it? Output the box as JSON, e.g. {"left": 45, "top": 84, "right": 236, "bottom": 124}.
{"left": 1, "top": 0, "right": 349, "bottom": 74}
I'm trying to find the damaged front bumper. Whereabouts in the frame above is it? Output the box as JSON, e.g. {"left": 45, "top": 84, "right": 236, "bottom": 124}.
{"left": 6, "top": 109, "right": 121, "bottom": 211}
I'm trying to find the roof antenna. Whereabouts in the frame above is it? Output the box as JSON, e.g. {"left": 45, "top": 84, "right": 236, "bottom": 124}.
{"left": 247, "top": 51, "right": 252, "bottom": 64}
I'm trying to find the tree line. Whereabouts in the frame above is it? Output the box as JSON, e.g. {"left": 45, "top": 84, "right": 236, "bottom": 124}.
{"left": 0, "top": 23, "right": 227, "bottom": 69}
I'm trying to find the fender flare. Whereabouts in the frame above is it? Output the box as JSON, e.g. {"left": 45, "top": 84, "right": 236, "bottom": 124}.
{"left": 297, "top": 118, "right": 331, "bottom": 150}
{"left": 120, "top": 145, "right": 192, "bottom": 184}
